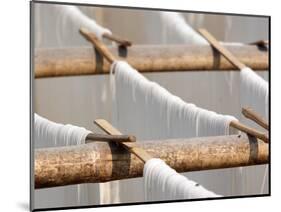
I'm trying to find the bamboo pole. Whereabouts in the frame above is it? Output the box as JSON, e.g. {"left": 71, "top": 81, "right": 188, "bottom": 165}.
{"left": 35, "top": 134, "right": 268, "bottom": 189}
{"left": 34, "top": 45, "right": 268, "bottom": 78}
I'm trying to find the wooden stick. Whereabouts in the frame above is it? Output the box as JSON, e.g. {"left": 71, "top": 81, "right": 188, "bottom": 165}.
{"left": 249, "top": 40, "right": 269, "bottom": 47}
{"left": 85, "top": 133, "right": 136, "bottom": 144}
{"left": 35, "top": 134, "right": 268, "bottom": 188}
{"left": 102, "top": 32, "right": 132, "bottom": 47}
{"left": 79, "top": 27, "right": 116, "bottom": 64}
{"left": 242, "top": 107, "right": 269, "bottom": 130}
{"left": 94, "top": 119, "right": 122, "bottom": 135}
{"left": 230, "top": 121, "right": 268, "bottom": 143}
{"left": 94, "top": 119, "right": 153, "bottom": 163}
{"left": 198, "top": 28, "right": 246, "bottom": 70}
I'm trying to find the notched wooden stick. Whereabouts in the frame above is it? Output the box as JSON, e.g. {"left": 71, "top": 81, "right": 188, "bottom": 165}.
{"left": 198, "top": 28, "right": 246, "bottom": 70}
{"left": 230, "top": 121, "right": 269, "bottom": 143}
{"left": 79, "top": 27, "right": 116, "bottom": 64}
{"left": 242, "top": 107, "right": 269, "bottom": 130}
{"left": 94, "top": 119, "right": 153, "bottom": 163}
{"left": 103, "top": 32, "right": 132, "bottom": 47}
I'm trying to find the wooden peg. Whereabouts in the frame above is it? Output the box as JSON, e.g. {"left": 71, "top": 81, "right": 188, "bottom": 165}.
{"left": 103, "top": 32, "right": 132, "bottom": 47}
{"left": 79, "top": 27, "right": 116, "bottom": 64}
{"left": 242, "top": 107, "right": 269, "bottom": 130}
{"left": 249, "top": 40, "right": 268, "bottom": 47}
{"left": 198, "top": 28, "right": 246, "bottom": 70}
{"left": 85, "top": 133, "right": 136, "bottom": 144}
{"left": 230, "top": 120, "right": 268, "bottom": 143}
{"left": 94, "top": 119, "right": 153, "bottom": 163}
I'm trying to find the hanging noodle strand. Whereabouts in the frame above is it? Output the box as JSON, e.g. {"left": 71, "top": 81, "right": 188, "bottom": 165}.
{"left": 144, "top": 158, "right": 220, "bottom": 201}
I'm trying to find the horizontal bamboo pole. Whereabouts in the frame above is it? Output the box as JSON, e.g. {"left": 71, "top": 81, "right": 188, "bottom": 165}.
{"left": 35, "top": 134, "right": 268, "bottom": 189}
{"left": 34, "top": 44, "right": 268, "bottom": 78}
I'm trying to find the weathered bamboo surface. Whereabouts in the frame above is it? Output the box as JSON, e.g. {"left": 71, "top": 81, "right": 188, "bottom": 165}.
{"left": 34, "top": 44, "right": 268, "bottom": 78}
{"left": 35, "top": 134, "right": 268, "bottom": 189}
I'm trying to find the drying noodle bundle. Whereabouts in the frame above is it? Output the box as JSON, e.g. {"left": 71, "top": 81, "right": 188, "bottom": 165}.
{"left": 240, "top": 67, "right": 269, "bottom": 120}
{"left": 160, "top": 12, "right": 245, "bottom": 47}
{"left": 144, "top": 158, "right": 220, "bottom": 201}
{"left": 34, "top": 113, "right": 91, "bottom": 147}
{"left": 160, "top": 12, "right": 208, "bottom": 45}
{"left": 111, "top": 61, "right": 237, "bottom": 140}
{"left": 34, "top": 113, "right": 92, "bottom": 204}
{"left": 53, "top": 4, "right": 111, "bottom": 40}
{"left": 239, "top": 68, "right": 268, "bottom": 196}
